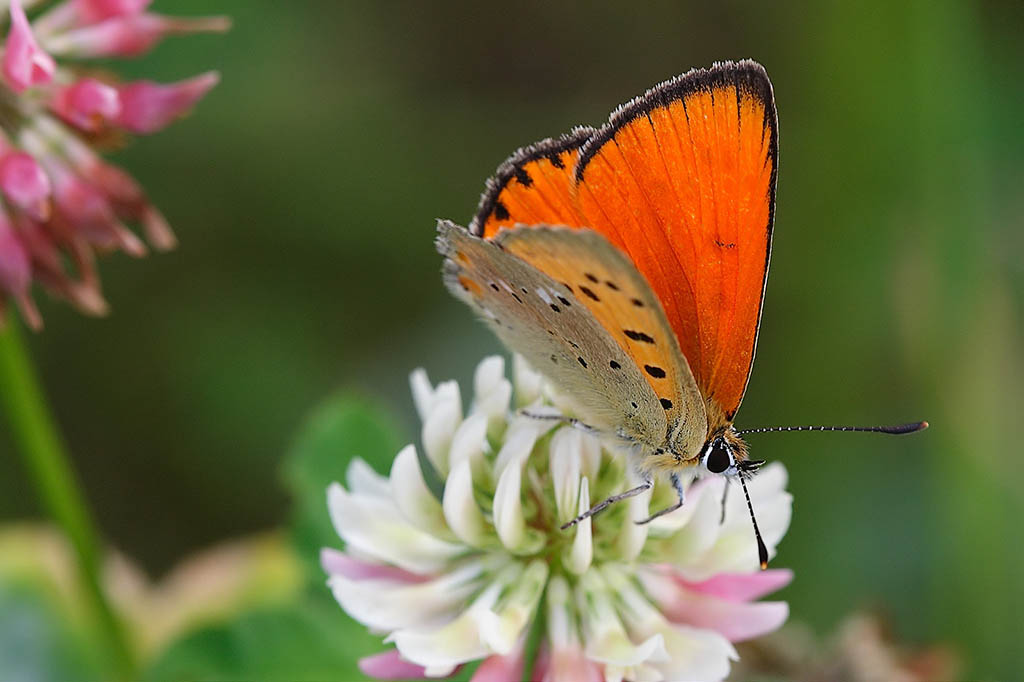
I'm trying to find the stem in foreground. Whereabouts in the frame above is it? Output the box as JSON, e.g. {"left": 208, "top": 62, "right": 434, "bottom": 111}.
{"left": 0, "top": 311, "right": 135, "bottom": 679}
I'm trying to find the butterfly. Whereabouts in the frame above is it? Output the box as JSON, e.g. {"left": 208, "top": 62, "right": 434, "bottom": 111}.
{"left": 437, "top": 60, "right": 926, "bottom": 569}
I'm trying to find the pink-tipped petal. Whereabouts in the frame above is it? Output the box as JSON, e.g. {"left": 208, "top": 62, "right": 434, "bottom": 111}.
{"left": 52, "top": 78, "right": 121, "bottom": 131}
{"left": 320, "top": 548, "right": 430, "bottom": 584}
{"left": 470, "top": 641, "right": 525, "bottom": 682}
{"left": 0, "top": 215, "right": 41, "bottom": 329}
{"left": 358, "top": 650, "right": 430, "bottom": 680}
{"left": 532, "top": 642, "right": 603, "bottom": 682}
{"left": 116, "top": 71, "right": 219, "bottom": 134}
{"left": 0, "top": 152, "right": 53, "bottom": 220}
{"left": 74, "top": 0, "right": 152, "bottom": 23}
{"left": 3, "top": 0, "right": 56, "bottom": 93}
{"left": 140, "top": 206, "right": 175, "bottom": 251}
{"left": 46, "top": 13, "right": 230, "bottom": 58}
{"left": 654, "top": 583, "right": 790, "bottom": 643}
{"left": 674, "top": 568, "right": 793, "bottom": 602}
{"left": 50, "top": 169, "right": 145, "bottom": 256}
{"left": 0, "top": 215, "right": 31, "bottom": 296}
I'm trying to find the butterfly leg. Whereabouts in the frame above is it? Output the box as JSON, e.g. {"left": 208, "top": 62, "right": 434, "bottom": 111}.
{"left": 719, "top": 478, "right": 730, "bottom": 525}
{"left": 520, "top": 409, "right": 598, "bottom": 435}
{"left": 635, "top": 473, "right": 685, "bottom": 525}
{"left": 559, "top": 479, "right": 653, "bottom": 530}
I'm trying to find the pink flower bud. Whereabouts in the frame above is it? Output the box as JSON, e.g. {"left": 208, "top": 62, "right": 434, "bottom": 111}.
{"left": 0, "top": 214, "right": 30, "bottom": 296}
{"left": 51, "top": 78, "right": 121, "bottom": 132}
{"left": 44, "top": 13, "right": 230, "bottom": 58}
{"left": 0, "top": 152, "right": 52, "bottom": 221}
{"left": 74, "top": 0, "right": 152, "bottom": 23}
{"left": 52, "top": 170, "right": 145, "bottom": 256}
{"left": 0, "top": 213, "right": 41, "bottom": 329}
{"left": 116, "top": 71, "right": 219, "bottom": 134}
{"left": 3, "top": 0, "right": 57, "bottom": 93}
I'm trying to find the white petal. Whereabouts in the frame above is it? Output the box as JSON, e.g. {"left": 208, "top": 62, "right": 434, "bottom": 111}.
{"left": 566, "top": 477, "right": 593, "bottom": 575}
{"left": 549, "top": 428, "right": 582, "bottom": 523}
{"left": 646, "top": 479, "right": 722, "bottom": 569}
{"left": 647, "top": 477, "right": 714, "bottom": 535}
{"left": 681, "top": 463, "right": 792, "bottom": 578}
{"left": 422, "top": 392, "right": 461, "bottom": 476}
{"left": 478, "top": 560, "right": 548, "bottom": 654}
{"left": 390, "top": 564, "right": 519, "bottom": 668}
{"left": 409, "top": 368, "right": 434, "bottom": 421}
{"left": 493, "top": 456, "right": 525, "bottom": 550}
{"left": 493, "top": 456, "right": 546, "bottom": 555}
{"left": 448, "top": 412, "right": 489, "bottom": 475}
{"left": 545, "top": 575, "right": 575, "bottom": 648}
{"left": 473, "top": 355, "right": 505, "bottom": 398}
{"left": 442, "top": 458, "right": 488, "bottom": 547}
{"left": 601, "top": 564, "right": 736, "bottom": 682}
{"left": 617, "top": 477, "right": 652, "bottom": 561}
{"left": 472, "top": 355, "right": 512, "bottom": 439}
{"left": 327, "top": 482, "right": 463, "bottom": 573}
{"left": 579, "top": 432, "right": 603, "bottom": 482}
{"left": 577, "top": 571, "right": 668, "bottom": 667}
{"left": 494, "top": 413, "right": 554, "bottom": 476}
{"left": 327, "top": 561, "right": 484, "bottom": 631}
{"left": 346, "top": 458, "right": 391, "bottom": 498}
{"left": 512, "top": 354, "right": 542, "bottom": 407}
{"left": 391, "top": 444, "right": 450, "bottom": 538}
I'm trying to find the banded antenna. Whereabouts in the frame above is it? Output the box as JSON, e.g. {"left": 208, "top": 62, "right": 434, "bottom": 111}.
{"left": 736, "top": 421, "right": 928, "bottom": 436}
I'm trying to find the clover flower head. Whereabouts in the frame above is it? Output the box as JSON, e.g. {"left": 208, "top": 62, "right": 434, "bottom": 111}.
{"left": 323, "top": 355, "right": 794, "bottom": 681}
{"left": 0, "top": 0, "right": 228, "bottom": 329}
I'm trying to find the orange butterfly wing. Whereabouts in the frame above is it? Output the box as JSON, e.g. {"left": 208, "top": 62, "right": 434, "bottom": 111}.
{"left": 572, "top": 61, "right": 777, "bottom": 420}
{"left": 470, "top": 127, "right": 593, "bottom": 238}
{"left": 471, "top": 61, "right": 777, "bottom": 422}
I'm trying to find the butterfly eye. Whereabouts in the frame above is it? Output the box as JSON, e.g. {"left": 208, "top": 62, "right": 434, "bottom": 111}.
{"left": 703, "top": 439, "right": 734, "bottom": 474}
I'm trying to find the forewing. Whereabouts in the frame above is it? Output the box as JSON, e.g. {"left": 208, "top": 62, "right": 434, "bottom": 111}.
{"left": 469, "top": 128, "right": 594, "bottom": 238}
{"left": 571, "top": 60, "right": 777, "bottom": 421}
{"left": 437, "top": 220, "right": 665, "bottom": 446}
{"left": 496, "top": 226, "right": 707, "bottom": 458}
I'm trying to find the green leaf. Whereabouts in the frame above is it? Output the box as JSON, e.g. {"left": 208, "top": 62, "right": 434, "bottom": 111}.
{"left": 142, "top": 598, "right": 382, "bottom": 682}
{"left": 281, "top": 393, "right": 405, "bottom": 578}
{"left": 0, "top": 581, "right": 101, "bottom": 682}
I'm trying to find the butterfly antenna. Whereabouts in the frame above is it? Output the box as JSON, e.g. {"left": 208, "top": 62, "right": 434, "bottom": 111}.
{"left": 735, "top": 421, "right": 928, "bottom": 436}
{"left": 739, "top": 474, "right": 769, "bottom": 570}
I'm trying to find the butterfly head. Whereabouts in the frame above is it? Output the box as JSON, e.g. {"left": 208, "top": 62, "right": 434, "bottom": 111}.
{"left": 699, "top": 428, "right": 760, "bottom": 479}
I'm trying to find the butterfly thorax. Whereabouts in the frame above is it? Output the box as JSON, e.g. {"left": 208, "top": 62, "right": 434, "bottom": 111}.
{"left": 643, "top": 397, "right": 750, "bottom": 475}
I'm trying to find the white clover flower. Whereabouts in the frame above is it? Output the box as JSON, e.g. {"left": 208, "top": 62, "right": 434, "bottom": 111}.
{"left": 323, "top": 355, "right": 793, "bottom": 682}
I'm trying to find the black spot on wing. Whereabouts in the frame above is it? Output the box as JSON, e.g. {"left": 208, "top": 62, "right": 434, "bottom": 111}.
{"left": 624, "top": 330, "right": 656, "bottom": 344}
{"left": 557, "top": 296, "right": 571, "bottom": 307}
{"left": 514, "top": 166, "right": 533, "bottom": 187}
{"left": 609, "top": 360, "right": 621, "bottom": 370}
{"left": 494, "top": 201, "right": 510, "bottom": 221}
{"left": 489, "top": 283, "right": 499, "bottom": 291}
{"left": 605, "top": 280, "right": 620, "bottom": 291}
{"left": 547, "top": 152, "right": 565, "bottom": 169}
{"left": 512, "top": 293, "right": 522, "bottom": 303}
{"left": 645, "top": 365, "right": 666, "bottom": 378}
{"left": 579, "top": 286, "right": 600, "bottom": 301}
{"left": 631, "top": 298, "right": 644, "bottom": 307}
{"left": 584, "top": 272, "right": 599, "bottom": 283}
{"left": 577, "top": 357, "right": 588, "bottom": 368}
{"left": 660, "top": 398, "right": 673, "bottom": 409}
{"left": 550, "top": 304, "right": 561, "bottom": 313}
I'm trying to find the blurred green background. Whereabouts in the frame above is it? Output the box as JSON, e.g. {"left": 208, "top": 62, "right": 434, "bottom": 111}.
{"left": 1, "top": 0, "right": 1022, "bottom": 679}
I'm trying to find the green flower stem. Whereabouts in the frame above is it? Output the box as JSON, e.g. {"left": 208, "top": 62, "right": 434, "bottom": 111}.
{"left": 0, "top": 311, "right": 135, "bottom": 679}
